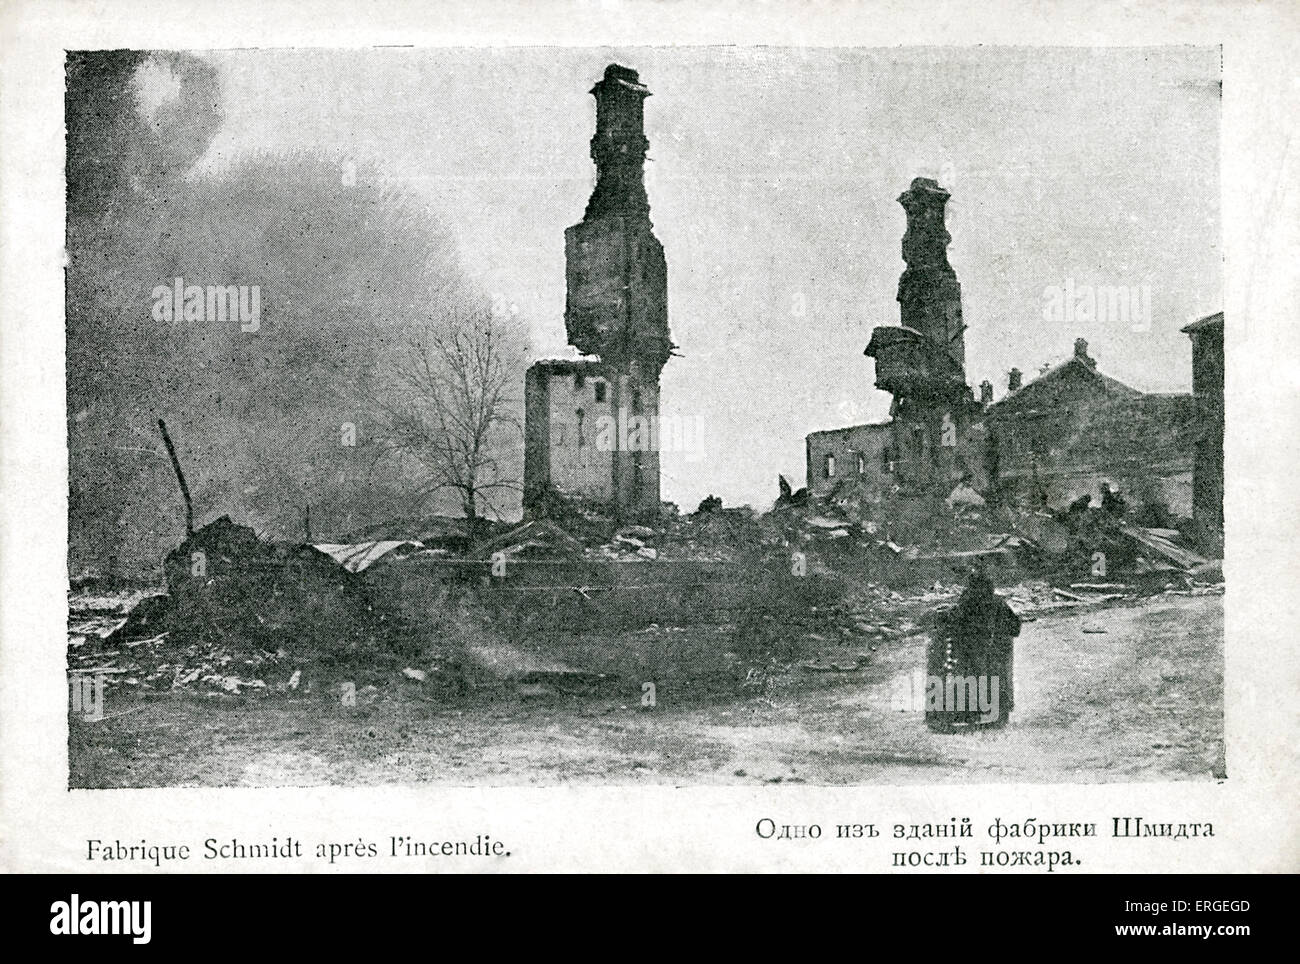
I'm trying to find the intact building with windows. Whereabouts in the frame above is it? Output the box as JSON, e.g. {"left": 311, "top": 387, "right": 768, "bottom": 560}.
{"left": 980, "top": 338, "right": 1197, "bottom": 513}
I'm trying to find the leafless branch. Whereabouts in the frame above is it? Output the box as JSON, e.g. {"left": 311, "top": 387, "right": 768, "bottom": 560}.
{"left": 368, "top": 298, "right": 525, "bottom": 543}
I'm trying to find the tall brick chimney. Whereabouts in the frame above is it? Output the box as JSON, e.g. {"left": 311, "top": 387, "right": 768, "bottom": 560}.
{"left": 1008, "top": 367, "right": 1023, "bottom": 392}
{"left": 564, "top": 64, "right": 670, "bottom": 376}
{"left": 980, "top": 380, "right": 994, "bottom": 406}
{"left": 584, "top": 64, "right": 651, "bottom": 219}
{"left": 556, "top": 64, "right": 673, "bottom": 518}
{"left": 864, "top": 176, "right": 973, "bottom": 497}
{"left": 897, "top": 177, "right": 965, "bottom": 372}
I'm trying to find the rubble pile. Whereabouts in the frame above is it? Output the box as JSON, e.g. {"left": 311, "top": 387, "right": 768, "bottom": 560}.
{"left": 161, "top": 516, "right": 386, "bottom": 655}
{"left": 70, "top": 481, "right": 1223, "bottom": 708}
{"left": 67, "top": 580, "right": 464, "bottom": 702}
{"left": 656, "top": 507, "right": 787, "bottom": 562}
{"left": 65, "top": 515, "right": 461, "bottom": 704}
{"left": 439, "top": 478, "right": 1221, "bottom": 603}
{"left": 589, "top": 524, "right": 661, "bottom": 561}
{"left": 67, "top": 589, "right": 166, "bottom": 648}
{"left": 67, "top": 621, "right": 298, "bottom": 698}
{"left": 776, "top": 474, "right": 1220, "bottom": 588}
{"left": 1033, "top": 502, "right": 1214, "bottom": 581}
{"left": 339, "top": 515, "right": 509, "bottom": 556}
{"left": 474, "top": 498, "right": 788, "bottom": 564}
{"left": 476, "top": 519, "right": 586, "bottom": 561}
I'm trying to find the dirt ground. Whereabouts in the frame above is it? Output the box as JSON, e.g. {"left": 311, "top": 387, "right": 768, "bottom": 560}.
{"left": 68, "top": 594, "right": 1223, "bottom": 787}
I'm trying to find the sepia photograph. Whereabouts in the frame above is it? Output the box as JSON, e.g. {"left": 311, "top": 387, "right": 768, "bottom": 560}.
{"left": 61, "top": 45, "right": 1227, "bottom": 789}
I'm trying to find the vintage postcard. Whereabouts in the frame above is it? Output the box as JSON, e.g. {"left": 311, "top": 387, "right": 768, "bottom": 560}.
{"left": 2, "top": 0, "right": 1297, "bottom": 874}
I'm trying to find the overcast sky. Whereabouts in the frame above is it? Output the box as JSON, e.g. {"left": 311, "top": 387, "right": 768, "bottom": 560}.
{"left": 195, "top": 45, "right": 1221, "bottom": 511}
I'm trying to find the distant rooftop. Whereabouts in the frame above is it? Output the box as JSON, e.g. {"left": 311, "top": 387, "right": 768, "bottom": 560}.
{"left": 986, "top": 337, "right": 1143, "bottom": 415}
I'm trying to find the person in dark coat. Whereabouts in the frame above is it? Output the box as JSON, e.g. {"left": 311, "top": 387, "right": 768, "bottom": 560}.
{"left": 1100, "top": 482, "right": 1127, "bottom": 516}
{"left": 926, "top": 566, "right": 1022, "bottom": 732}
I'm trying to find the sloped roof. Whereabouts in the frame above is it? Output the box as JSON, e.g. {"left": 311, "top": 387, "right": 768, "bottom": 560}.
{"left": 986, "top": 391, "right": 1197, "bottom": 476}
{"left": 1063, "top": 393, "right": 1197, "bottom": 469}
{"left": 986, "top": 355, "right": 1139, "bottom": 416}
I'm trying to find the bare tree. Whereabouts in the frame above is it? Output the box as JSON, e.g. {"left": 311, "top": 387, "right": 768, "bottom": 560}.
{"left": 374, "top": 302, "right": 524, "bottom": 546}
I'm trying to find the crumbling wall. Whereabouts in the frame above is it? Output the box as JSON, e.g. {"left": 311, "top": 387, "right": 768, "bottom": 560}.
{"left": 896, "top": 178, "right": 966, "bottom": 372}
{"left": 523, "top": 364, "right": 552, "bottom": 511}
{"left": 805, "top": 423, "right": 893, "bottom": 498}
{"left": 564, "top": 219, "right": 670, "bottom": 374}
{"left": 545, "top": 366, "right": 616, "bottom": 503}
{"left": 863, "top": 177, "right": 973, "bottom": 499}
{"left": 525, "top": 64, "right": 671, "bottom": 521}
{"left": 1184, "top": 313, "right": 1224, "bottom": 554}
{"left": 524, "top": 360, "right": 664, "bottom": 515}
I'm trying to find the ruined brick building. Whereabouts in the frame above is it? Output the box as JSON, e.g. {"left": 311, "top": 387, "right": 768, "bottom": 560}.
{"left": 807, "top": 176, "right": 1208, "bottom": 535}
{"left": 1182, "top": 310, "right": 1224, "bottom": 553}
{"left": 863, "top": 178, "right": 980, "bottom": 496}
{"left": 805, "top": 422, "right": 893, "bottom": 500}
{"left": 524, "top": 65, "right": 673, "bottom": 519}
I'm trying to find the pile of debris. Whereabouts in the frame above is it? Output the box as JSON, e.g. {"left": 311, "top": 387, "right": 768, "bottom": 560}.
{"left": 338, "top": 514, "right": 522, "bottom": 557}
{"left": 472, "top": 500, "right": 788, "bottom": 565}
{"left": 66, "top": 515, "right": 447, "bottom": 704}
{"left": 1035, "top": 499, "right": 1216, "bottom": 582}
{"left": 656, "top": 507, "right": 788, "bottom": 562}
{"left": 68, "top": 589, "right": 168, "bottom": 649}
{"left": 67, "top": 624, "right": 300, "bottom": 698}
{"left": 475, "top": 519, "right": 586, "bottom": 562}
{"left": 766, "top": 471, "right": 1223, "bottom": 589}
{"left": 590, "top": 524, "right": 661, "bottom": 561}
{"left": 161, "top": 516, "right": 385, "bottom": 654}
